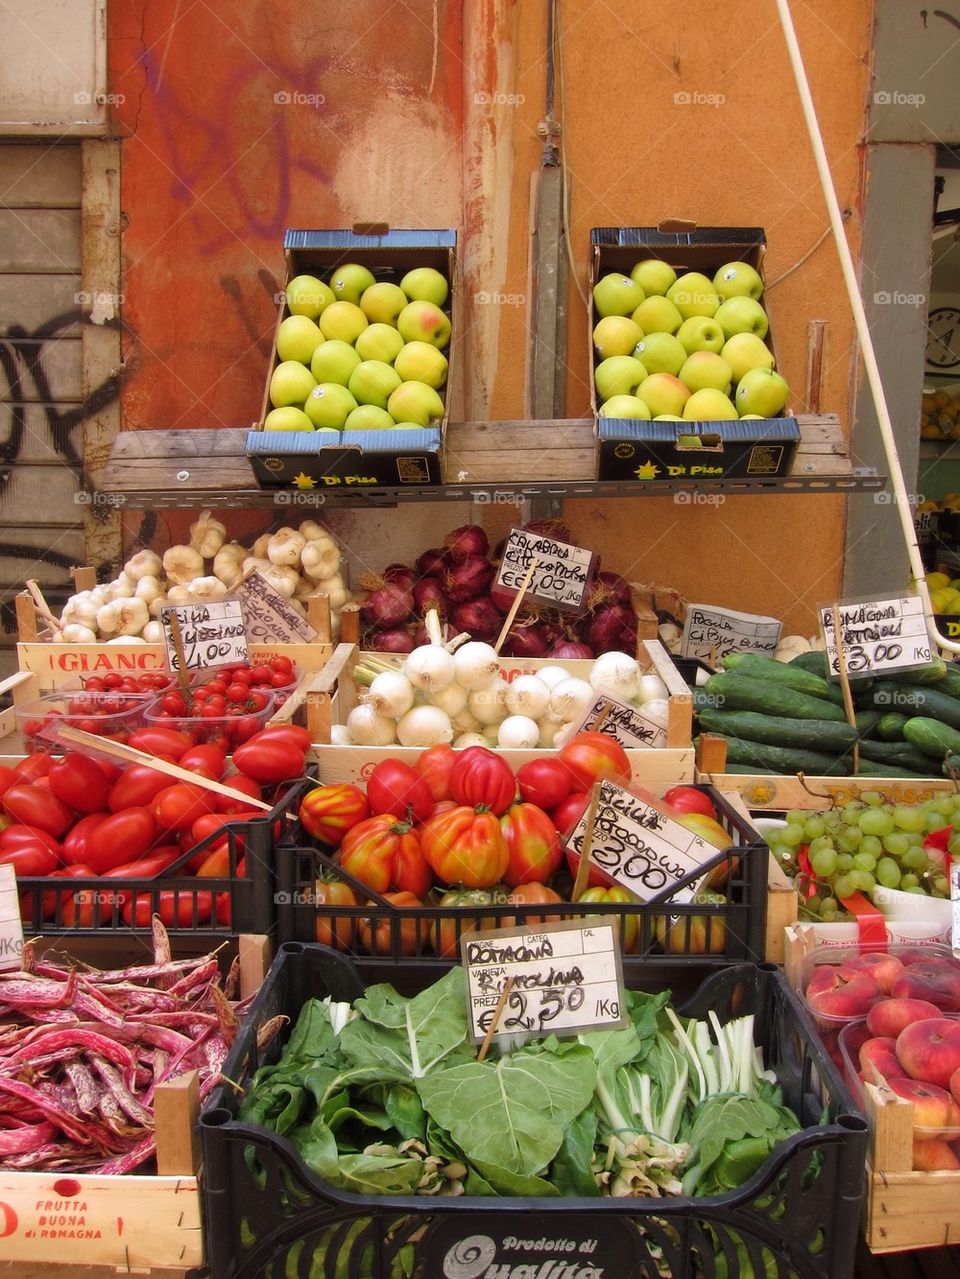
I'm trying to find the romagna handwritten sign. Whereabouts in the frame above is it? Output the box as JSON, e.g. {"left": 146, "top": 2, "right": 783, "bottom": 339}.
{"left": 819, "top": 596, "right": 932, "bottom": 678}
{"left": 161, "top": 601, "right": 248, "bottom": 671}
{"left": 682, "top": 604, "right": 781, "bottom": 662}
{"left": 236, "top": 571, "right": 317, "bottom": 643}
{"left": 566, "top": 779, "right": 729, "bottom": 906}
{"left": 572, "top": 690, "right": 667, "bottom": 748}
{"left": 495, "top": 527, "right": 596, "bottom": 612}
{"left": 462, "top": 917, "right": 626, "bottom": 1043}
{"left": 0, "top": 865, "right": 24, "bottom": 972}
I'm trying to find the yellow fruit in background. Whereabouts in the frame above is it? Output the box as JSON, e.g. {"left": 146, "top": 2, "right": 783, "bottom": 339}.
{"left": 922, "top": 393, "right": 936, "bottom": 414}
{"left": 931, "top": 588, "right": 956, "bottom": 611}
{"left": 935, "top": 390, "right": 951, "bottom": 410}
{"left": 921, "top": 422, "right": 941, "bottom": 439}
{"left": 926, "top": 572, "right": 951, "bottom": 590}
{"left": 918, "top": 500, "right": 939, "bottom": 512}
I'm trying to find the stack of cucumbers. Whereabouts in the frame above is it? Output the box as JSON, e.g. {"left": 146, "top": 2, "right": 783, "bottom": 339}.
{"left": 693, "top": 650, "right": 960, "bottom": 778}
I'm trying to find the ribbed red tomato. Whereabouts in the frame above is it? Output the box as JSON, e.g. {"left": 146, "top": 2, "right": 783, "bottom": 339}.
{"left": 500, "top": 801, "right": 562, "bottom": 886}
{"left": 415, "top": 743, "right": 457, "bottom": 802}
{"left": 449, "top": 747, "right": 516, "bottom": 816}
{"left": 366, "top": 760, "right": 433, "bottom": 823}
{"left": 337, "top": 814, "right": 423, "bottom": 895}
{"left": 557, "top": 732, "right": 631, "bottom": 790}
{"left": 420, "top": 805, "right": 509, "bottom": 888}
{"left": 299, "top": 783, "right": 369, "bottom": 847}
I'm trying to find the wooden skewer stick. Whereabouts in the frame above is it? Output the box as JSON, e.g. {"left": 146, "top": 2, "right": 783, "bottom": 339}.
{"left": 477, "top": 977, "right": 516, "bottom": 1062}
{"left": 589, "top": 700, "right": 613, "bottom": 733}
{"left": 831, "top": 603, "right": 859, "bottom": 774}
{"left": 494, "top": 559, "right": 539, "bottom": 654}
{"left": 571, "top": 783, "right": 601, "bottom": 903}
{"left": 26, "top": 579, "right": 62, "bottom": 634}
{"left": 166, "top": 610, "right": 193, "bottom": 700}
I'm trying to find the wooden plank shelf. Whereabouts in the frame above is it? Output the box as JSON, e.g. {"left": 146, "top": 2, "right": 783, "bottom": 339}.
{"left": 101, "top": 415, "right": 883, "bottom": 509}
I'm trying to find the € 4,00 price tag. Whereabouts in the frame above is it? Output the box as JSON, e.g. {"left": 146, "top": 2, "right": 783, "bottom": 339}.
{"left": 161, "top": 600, "right": 249, "bottom": 672}
{"left": 461, "top": 917, "right": 627, "bottom": 1044}
{"left": 0, "top": 864, "right": 24, "bottom": 972}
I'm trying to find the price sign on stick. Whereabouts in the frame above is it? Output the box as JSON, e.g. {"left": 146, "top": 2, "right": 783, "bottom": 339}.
{"left": 235, "top": 571, "right": 317, "bottom": 643}
{"left": 462, "top": 917, "right": 627, "bottom": 1044}
{"left": 566, "top": 779, "right": 728, "bottom": 906}
{"left": 819, "top": 595, "right": 932, "bottom": 678}
{"left": 681, "top": 604, "right": 781, "bottom": 662}
{"left": 161, "top": 601, "right": 248, "bottom": 671}
{"left": 0, "top": 865, "right": 24, "bottom": 972}
{"left": 495, "top": 527, "right": 596, "bottom": 612}
{"left": 572, "top": 690, "right": 667, "bottom": 748}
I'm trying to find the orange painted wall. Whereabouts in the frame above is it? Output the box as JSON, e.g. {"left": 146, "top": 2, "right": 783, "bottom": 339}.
{"left": 109, "top": 0, "right": 871, "bottom": 633}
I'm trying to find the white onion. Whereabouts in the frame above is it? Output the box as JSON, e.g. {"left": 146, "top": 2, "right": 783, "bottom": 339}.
{"left": 658, "top": 622, "right": 683, "bottom": 653}
{"left": 590, "top": 651, "right": 640, "bottom": 700}
{"left": 450, "top": 706, "right": 482, "bottom": 735}
{"left": 454, "top": 731, "right": 488, "bottom": 748}
{"left": 505, "top": 674, "right": 550, "bottom": 720}
{"left": 346, "top": 704, "right": 396, "bottom": 746}
{"left": 498, "top": 715, "right": 540, "bottom": 749}
{"left": 636, "top": 672, "right": 668, "bottom": 705}
{"left": 330, "top": 724, "right": 352, "bottom": 745}
{"left": 553, "top": 720, "right": 580, "bottom": 748}
{"left": 537, "top": 716, "right": 565, "bottom": 748}
{"left": 549, "top": 677, "right": 594, "bottom": 722}
{"left": 468, "top": 678, "right": 509, "bottom": 726}
{"left": 429, "top": 681, "right": 469, "bottom": 717}
{"left": 452, "top": 641, "right": 500, "bottom": 691}
{"left": 533, "top": 664, "right": 572, "bottom": 690}
{"left": 396, "top": 705, "right": 453, "bottom": 747}
{"left": 367, "top": 670, "right": 416, "bottom": 719}
{"left": 403, "top": 644, "right": 456, "bottom": 695}
{"left": 641, "top": 698, "right": 669, "bottom": 727}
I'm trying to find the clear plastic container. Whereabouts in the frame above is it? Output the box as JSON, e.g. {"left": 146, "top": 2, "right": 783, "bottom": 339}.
{"left": 16, "top": 690, "right": 156, "bottom": 748}
{"left": 797, "top": 940, "right": 960, "bottom": 1031}
{"left": 142, "top": 695, "right": 276, "bottom": 749}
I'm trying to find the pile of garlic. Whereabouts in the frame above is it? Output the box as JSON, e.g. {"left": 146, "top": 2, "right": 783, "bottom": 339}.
{"left": 341, "top": 621, "right": 670, "bottom": 750}
{"left": 54, "top": 515, "right": 352, "bottom": 644}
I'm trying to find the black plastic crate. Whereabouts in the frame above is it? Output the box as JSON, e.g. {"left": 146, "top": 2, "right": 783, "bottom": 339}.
{"left": 276, "top": 784, "right": 769, "bottom": 969}
{"left": 201, "top": 944, "right": 868, "bottom": 1279}
{"left": 15, "top": 778, "right": 313, "bottom": 940}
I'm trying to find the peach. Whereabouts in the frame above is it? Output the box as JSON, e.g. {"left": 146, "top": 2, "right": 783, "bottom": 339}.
{"left": 884, "top": 1077, "right": 960, "bottom": 1136}
{"left": 912, "top": 1137, "right": 960, "bottom": 1171}
{"left": 896, "top": 1018, "right": 960, "bottom": 1088}
{"left": 951, "top": 1066, "right": 960, "bottom": 1107}
{"left": 858, "top": 1036, "right": 901, "bottom": 1084}
{"left": 844, "top": 952, "right": 905, "bottom": 996}
{"left": 891, "top": 963, "right": 960, "bottom": 1012}
{"left": 806, "top": 965, "right": 883, "bottom": 1023}
{"left": 866, "top": 997, "right": 943, "bottom": 1039}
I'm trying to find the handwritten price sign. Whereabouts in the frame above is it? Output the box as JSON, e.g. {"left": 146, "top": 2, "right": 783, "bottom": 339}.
{"left": 161, "top": 601, "right": 248, "bottom": 671}
{"left": 681, "top": 604, "right": 781, "bottom": 663}
{"left": 0, "top": 865, "right": 24, "bottom": 973}
{"left": 819, "top": 596, "right": 932, "bottom": 678}
{"left": 236, "top": 571, "right": 317, "bottom": 643}
{"left": 573, "top": 691, "right": 667, "bottom": 748}
{"left": 495, "top": 527, "right": 596, "bottom": 613}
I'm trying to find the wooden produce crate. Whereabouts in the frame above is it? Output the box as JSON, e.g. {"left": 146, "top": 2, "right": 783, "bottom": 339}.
{"left": 0, "top": 934, "right": 271, "bottom": 1272}
{"left": 784, "top": 927, "right": 960, "bottom": 1253}
{"left": 277, "top": 637, "right": 696, "bottom": 784}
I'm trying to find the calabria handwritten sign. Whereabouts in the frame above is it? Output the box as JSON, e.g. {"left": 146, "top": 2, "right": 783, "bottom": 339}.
{"left": 462, "top": 917, "right": 627, "bottom": 1043}
{"left": 681, "top": 604, "right": 781, "bottom": 662}
{"left": 566, "top": 779, "right": 728, "bottom": 905}
{"left": 161, "top": 601, "right": 248, "bottom": 671}
{"left": 819, "top": 596, "right": 932, "bottom": 678}
{"left": 495, "top": 527, "right": 596, "bottom": 612}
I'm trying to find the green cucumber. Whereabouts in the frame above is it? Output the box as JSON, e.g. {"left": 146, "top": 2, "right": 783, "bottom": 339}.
{"left": 902, "top": 716, "right": 960, "bottom": 759}
{"left": 868, "top": 682, "right": 960, "bottom": 729}
{"left": 711, "top": 735, "right": 853, "bottom": 775}
{"left": 703, "top": 672, "right": 848, "bottom": 722}
{"left": 935, "top": 668, "right": 960, "bottom": 698}
{"left": 790, "top": 648, "right": 875, "bottom": 692}
{"left": 854, "top": 710, "right": 884, "bottom": 737}
{"left": 876, "top": 711, "right": 909, "bottom": 741}
{"left": 888, "top": 658, "right": 948, "bottom": 685}
{"left": 697, "top": 708, "right": 857, "bottom": 752}
{"left": 720, "top": 652, "right": 836, "bottom": 699}
{"left": 853, "top": 757, "right": 935, "bottom": 778}
{"left": 855, "top": 739, "right": 936, "bottom": 772}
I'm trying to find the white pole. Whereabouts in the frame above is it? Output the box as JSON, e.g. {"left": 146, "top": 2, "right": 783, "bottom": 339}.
{"left": 774, "top": 0, "right": 958, "bottom": 654}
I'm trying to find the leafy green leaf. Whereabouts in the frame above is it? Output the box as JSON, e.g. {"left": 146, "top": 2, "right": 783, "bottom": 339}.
{"left": 338, "top": 969, "right": 472, "bottom": 1080}
{"left": 383, "top": 1084, "right": 427, "bottom": 1143}
{"left": 470, "top": 1158, "right": 561, "bottom": 1196}
{"left": 549, "top": 1108, "right": 600, "bottom": 1197}
{"left": 416, "top": 1042, "right": 596, "bottom": 1177}
{"left": 680, "top": 1095, "right": 800, "bottom": 1196}
{"left": 335, "top": 1151, "right": 426, "bottom": 1196}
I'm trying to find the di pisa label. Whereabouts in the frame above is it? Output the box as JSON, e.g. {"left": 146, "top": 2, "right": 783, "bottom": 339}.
{"left": 819, "top": 595, "right": 932, "bottom": 678}
{"left": 496, "top": 527, "right": 596, "bottom": 612}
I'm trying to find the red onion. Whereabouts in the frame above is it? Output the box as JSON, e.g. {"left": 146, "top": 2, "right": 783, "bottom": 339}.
{"left": 523, "top": 518, "right": 574, "bottom": 543}
{"left": 582, "top": 604, "right": 638, "bottom": 655}
{"left": 500, "top": 620, "right": 549, "bottom": 658}
{"left": 383, "top": 563, "right": 417, "bottom": 590}
{"left": 443, "top": 555, "right": 495, "bottom": 603}
{"left": 489, "top": 582, "right": 517, "bottom": 613}
{"left": 412, "top": 577, "right": 450, "bottom": 616}
{"left": 444, "top": 523, "right": 489, "bottom": 563}
{"left": 547, "top": 640, "right": 594, "bottom": 658}
{"left": 590, "top": 570, "right": 632, "bottom": 609}
{"left": 451, "top": 598, "right": 503, "bottom": 641}
{"left": 363, "top": 626, "right": 416, "bottom": 653}
{"left": 416, "top": 547, "right": 449, "bottom": 576}
{"left": 360, "top": 584, "right": 414, "bottom": 630}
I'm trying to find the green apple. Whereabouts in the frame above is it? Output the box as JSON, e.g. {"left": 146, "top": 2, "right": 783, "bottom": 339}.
{"left": 679, "top": 352, "right": 733, "bottom": 395}
{"left": 328, "top": 262, "right": 376, "bottom": 304}
{"left": 348, "top": 360, "right": 403, "bottom": 409}
{"left": 593, "top": 272, "right": 645, "bottom": 318}
{"left": 355, "top": 323, "right": 405, "bottom": 364}
{"left": 344, "top": 405, "right": 395, "bottom": 431}
{"left": 713, "top": 260, "right": 764, "bottom": 301}
{"left": 389, "top": 421, "right": 425, "bottom": 430}
{"left": 630, "top": 258, "right": 677, "bottom": 297}
{"left": 276, "top": 315, "right": 323, "bottom": 364}
{"left": 715, "top": 296, "right": 769, "bottom": 340}
{"left": 667, "top": 272, "right": 719, "bottom": 319}
{"left": 304, "top": 382, "right": 357, "bottom": 428}
{"left": 676, "top": 316, "right": 725, "bottom": 355}
{"left": 593, "top": 315, "right": 643, "bottom": 358}
{"left": 311, "top": 340, "right": 362, "bottom": 385}
{"left": 631, "top": 295, "right": 683, "bottom": 336}
{"left": 318, "top": 301, "right": 368, "bottom": 344}
{"left": 739, "top": 414, "right": 764, "bottom": 419}
{"left": 263, "top": 406, "right": 315, "bottom": 432}
{"left": 683, "top": 388, "right": 739, "bottom": 421}
{"left": 387, "top": 381, "right": 445, "bottom": 426}
{"left": 632, "top": 332, "right": 686, "bottom": 376}
{"left": 599, "top": 395, "right": 651, "bottom": 419}
{"left": 735, "top": 368, "right": 789, "bottom": 417}
{"left": 359, "top": 282, "right": 407, "bottom": 326}
{"left": 397, "top": 300, "right": 451, "bottom": 349}
{"left": 654, "top": 414, "right": 684, "bottom": 420}
{"left": 286, "top": 274, "right": 335, "bottom": 319}
{"left": 269, "top": 360, "right": 317, "bottom": 408}
{"left": 401, "top": 266, "right": 449, "bottom": 307}
{"left": 394, "top": 341, "right": 448, "bottom": 389}
{"left": 721, "top": 332, "right": 775, "bottom": 382}
{"left": 639, "top": 373, "right": 690, "bottom": 418}
{"left": 594, "top": 355, "right": 648, "bottom": 400}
